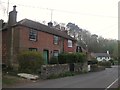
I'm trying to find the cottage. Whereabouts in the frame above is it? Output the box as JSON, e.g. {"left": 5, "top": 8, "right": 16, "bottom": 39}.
{"left": 91, "top": 51, "right": 111, "bottom": 61}
{"left": 2, "top": 6, "right": 77, "bottom": 67}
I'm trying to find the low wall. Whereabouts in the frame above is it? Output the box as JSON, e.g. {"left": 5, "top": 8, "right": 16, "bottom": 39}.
{"left": 74, "top": 62, "right": 88, "bottom": 72}
{"left": 41, "top": 64, "right": 69, "bottom": 79}
{"left": 40, "top": 62, "right": 88, "bottom": 79}
{"left": 90, "top": 65, "right": 105, "bottom": 72}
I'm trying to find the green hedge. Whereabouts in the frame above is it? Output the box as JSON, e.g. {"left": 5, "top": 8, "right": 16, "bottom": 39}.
{"left": 58, "top": 53, "right": 87, "bottom": 64}
{"left": 18, "top": 51, "right": 44, "bottom": 74}
{"left": 49, "top": 56, "right": 59, "bottom": 64}
{"left": 98, "top": 61, "right": 111, "bottom": 68}
{"left": 58, "top": 53, "right": 68, "bottom": 64}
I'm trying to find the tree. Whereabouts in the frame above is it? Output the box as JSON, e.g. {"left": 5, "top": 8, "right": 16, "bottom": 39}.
{"left": 66, "top": 22, "right": 82, "bottom": 39}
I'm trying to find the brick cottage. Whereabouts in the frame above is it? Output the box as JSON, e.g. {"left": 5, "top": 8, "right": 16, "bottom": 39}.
{"left": 1, "top": 6, "right": 77, "bottom": 67}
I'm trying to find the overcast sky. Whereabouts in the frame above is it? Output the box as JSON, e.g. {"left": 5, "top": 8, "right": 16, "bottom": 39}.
{"left": 0, "top": 0, "right": 119, "bottom": 40}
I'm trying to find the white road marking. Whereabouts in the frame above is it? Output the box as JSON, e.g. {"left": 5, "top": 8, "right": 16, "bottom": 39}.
{"left": 105, "top": 78, "right": 119, "bottom": 90}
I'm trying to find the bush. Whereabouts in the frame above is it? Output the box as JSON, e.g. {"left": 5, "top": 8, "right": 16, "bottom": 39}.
{"left": 49, "top": 56, "right": 59, "bottom": 64}
{"left": 98, "top": 61, "right": 111, "bottom": 68}
{"left": 90, "top": 64, "right": 98, "bottom": 72}
{"left": 66, "top": 53, "right": 76, "bottom": 63}
{"left": 109, "top": 59, "right": 115, "bottom": 65}
{"left": 58, "top": 53, "right": 68, "bottom": 64}
{"left": 18, "top": 51, "right": 44, "bottom": 74}
{"left": 75, "top": 53, "right": 87, "bottom": 63}
{"left": 90, "top": 58, "right": 98, "bottom": 64}
{"left": 58, "top": 53, "right": 87, "bottom": 64}
{"left": 90, "top": 64, "right": 105, "bottom": 72}
{"left": 105, "top": 61, "right": 112, "bottom": 68}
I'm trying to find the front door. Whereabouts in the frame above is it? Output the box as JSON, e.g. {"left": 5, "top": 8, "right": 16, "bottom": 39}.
{"left": 43, "top": 50, "right": 49, "bottom": 64}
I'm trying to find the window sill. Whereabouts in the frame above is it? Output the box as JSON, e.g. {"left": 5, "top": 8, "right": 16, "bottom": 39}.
{"left": 29, "top": 39, "right": 37, "bottom": 42}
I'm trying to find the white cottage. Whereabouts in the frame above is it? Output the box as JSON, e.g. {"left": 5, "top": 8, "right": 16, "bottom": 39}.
{"left": 91, "top": 51, "right": 111, "bottom": 61}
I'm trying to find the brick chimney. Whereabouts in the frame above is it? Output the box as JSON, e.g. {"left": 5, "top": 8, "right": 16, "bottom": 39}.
{"left": 8, "top": 5, "right": 17, "bottom": 26}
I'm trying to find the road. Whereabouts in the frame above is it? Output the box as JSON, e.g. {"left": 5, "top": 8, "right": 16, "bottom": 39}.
{"left": 8, "top": 65, "right": 119, "bottom": 88}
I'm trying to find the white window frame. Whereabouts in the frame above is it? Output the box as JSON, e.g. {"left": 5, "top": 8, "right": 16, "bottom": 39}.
{"left": 29, "top": 29, "right": 37, "bottom": 41}
{"left": 54, "top": 36, "right": 59, "bottom": 45}
{"left": 53, "top": 50, "right": 59, "bottom": 57}
{"left": 68, "top": 40, "right": 73, "bottom": 47}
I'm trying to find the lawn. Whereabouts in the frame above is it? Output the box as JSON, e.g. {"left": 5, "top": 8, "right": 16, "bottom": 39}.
{"left": 2, "top": 74, "right": 32, "bottom": 88}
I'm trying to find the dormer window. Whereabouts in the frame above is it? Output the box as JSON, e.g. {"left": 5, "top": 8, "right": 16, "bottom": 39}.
{"left": 29, "top": 29, "right": 37, "bottom": 41}
{"left": 68, "top": 40, "right": 73, "bottom": 47}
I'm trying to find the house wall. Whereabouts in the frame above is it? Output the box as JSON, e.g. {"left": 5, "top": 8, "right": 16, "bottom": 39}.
{"left": 2, "top": 29, "right": 12, "bottom": 65}
{"left": 19, "top": 26, "right": 61, "bottom": 58}
{"left": 2, "top": 25, "right": 77, "bottom": 66}
{"left": 18, "top": 26, "right": 76, "bottom": 61}
{"left": 2, "top": 26, "right": 20, "bottom": 67}
{"left": 64, "top": 39, "right": 76, "bottom": 53}
{"left": 12, "top": 26, "right": 20, "bottom": 64}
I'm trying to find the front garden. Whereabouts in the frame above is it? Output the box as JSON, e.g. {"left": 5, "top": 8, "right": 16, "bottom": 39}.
{"left": 2, "top": 51, "right": 113, "bottom": 87}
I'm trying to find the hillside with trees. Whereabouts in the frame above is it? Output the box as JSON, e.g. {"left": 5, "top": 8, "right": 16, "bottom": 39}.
{"left": 66, "top": 22, "right": 118, "bottom": 60}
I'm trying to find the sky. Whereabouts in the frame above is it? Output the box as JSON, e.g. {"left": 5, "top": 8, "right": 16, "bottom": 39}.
{"left": 0, "top": 0, "right": 119, "bottom": 40}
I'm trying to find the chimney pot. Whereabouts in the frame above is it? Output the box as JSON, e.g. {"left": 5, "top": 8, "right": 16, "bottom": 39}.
{"left": 48, "top": 22, "right": 53, "bottom": 27}
{"left": 13, "top": 5, "right": 16, "bottom": 11}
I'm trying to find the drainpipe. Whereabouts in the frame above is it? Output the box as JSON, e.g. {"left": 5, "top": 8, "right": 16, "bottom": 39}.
{"left": 10, "top": 27, "right": 14, "bottom": 67}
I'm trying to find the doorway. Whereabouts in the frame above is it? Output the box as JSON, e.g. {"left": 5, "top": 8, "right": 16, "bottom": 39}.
{"left": 43, "top": 50, "right": 49, "bottom": 64}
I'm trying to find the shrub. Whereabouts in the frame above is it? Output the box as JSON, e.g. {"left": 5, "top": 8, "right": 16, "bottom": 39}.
{"left": 98, "top": 61, "right": 111, "bottom": 68}
{"left": 105, "top": 61, "right": 112, "bottom": 68}
{"left": 90, "top": 58, "right": 98, "bottom": 64}
{"left": 109, "top": 59, "right": 114, "bottom": 65}
{"left": 49, "top": 56, "right": 59, "bottom": 64}
{"left": 66, "top": 53, "right": 76, "bottom": 63}
{"left": 90, "top": 64, "right": 105, "bottom": 72}
{"left": 75, "top": 53, "right": 87, "bottom": 63}
{"left": 18, "top": 51, "right": 44, "bottom": 74}
{"left": 90, "top": 64, "right": 98, "bottom": 72}
{"left": 58, "top": 53, "right": 87, "bottom": 64}
{"left": 58, "top": 53, "right": 68, "bottom": 64}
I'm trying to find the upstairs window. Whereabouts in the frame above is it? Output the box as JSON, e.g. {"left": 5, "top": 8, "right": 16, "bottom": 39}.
{"left": 29, "top": 29, "right": 37, "bottom": 41}
{"left": 68, "top": 40, "right": 73, "bottom": 47}
{"left": 54, "top": 36, "right": 59, "bottom": 45}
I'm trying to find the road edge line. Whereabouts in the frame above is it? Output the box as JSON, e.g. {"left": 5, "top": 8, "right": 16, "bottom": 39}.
{"left": 105, "top": 77, "right": 119, "bottom": 90}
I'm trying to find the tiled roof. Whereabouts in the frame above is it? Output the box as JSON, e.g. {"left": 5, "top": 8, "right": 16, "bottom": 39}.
{"left": 92, "top": 53, "right": 110, "bottom": 57}
{"left": 16, "top": 19, "right": 76, "bottom": 41}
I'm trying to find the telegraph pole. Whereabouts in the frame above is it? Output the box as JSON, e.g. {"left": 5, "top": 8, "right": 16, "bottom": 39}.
{"left": 7, "top": 0, "right": 9, "bottom": 17}
{"left": 50, "top": 9, "right": 53, "bottom": 22}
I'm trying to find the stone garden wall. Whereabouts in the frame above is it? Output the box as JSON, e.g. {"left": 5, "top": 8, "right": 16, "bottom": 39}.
{"left": 74, "top": 62, "right": 88, "bottom": 72}
{"left": 41, "top": 64, "right": 69, "bottom": 79}
{"left": 40, "top": 62, "right": 88, "bottom": 79}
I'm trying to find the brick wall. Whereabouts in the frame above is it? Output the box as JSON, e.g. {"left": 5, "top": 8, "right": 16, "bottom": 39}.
{"left": 19, "top": 26, "right": 76, "bottom": 59}
{"left": 2, "top": 25, "right": 77, "bottom": 66}
{"left": 19, "top": 26, "right": 61, "bottom": 58}
{"left": 2, "top": 28, "right": 12, "bottom": 65}
{"left": 64, "top": 39, "right": 76, "bottom": 53}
